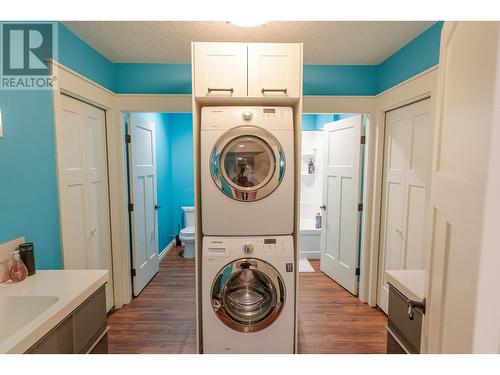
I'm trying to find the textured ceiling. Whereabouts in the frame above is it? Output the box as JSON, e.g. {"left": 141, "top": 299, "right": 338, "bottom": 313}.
{"left": 63, "top": 21, "right": 435, "bottom": 65}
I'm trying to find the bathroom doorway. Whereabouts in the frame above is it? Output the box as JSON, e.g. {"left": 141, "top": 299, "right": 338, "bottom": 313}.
{"left": 299, "top": 113, "right": 368, "bottom": 295}
{"left": 122, "top": 112, "right": 195, "bottom": 296}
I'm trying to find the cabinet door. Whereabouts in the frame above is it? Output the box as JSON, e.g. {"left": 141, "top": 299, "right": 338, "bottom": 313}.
{"left": 194, "top": 43, "right": 247, "bottom": 98}
{"left": 248, "top": 43, "right": 302, "bottom": 98}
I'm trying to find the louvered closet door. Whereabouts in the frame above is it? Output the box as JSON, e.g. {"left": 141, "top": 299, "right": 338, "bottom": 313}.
{"left": 58, "top": 95, "right": 114, "bottom": 311}
{"left": 377, "top": 98, "right": 433, "bottom": 314}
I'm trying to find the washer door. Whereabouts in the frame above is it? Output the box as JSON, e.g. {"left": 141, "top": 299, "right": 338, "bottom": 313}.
{"left": 211, "top": 258, "right": 286, "bottom": 333}
{"left": 210, "top": 126, "right": 285, "bottom": 201}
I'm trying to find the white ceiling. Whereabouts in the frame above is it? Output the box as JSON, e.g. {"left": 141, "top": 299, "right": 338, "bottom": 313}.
{"left": 63, "top": 21, "right": 435, "bottom": 65}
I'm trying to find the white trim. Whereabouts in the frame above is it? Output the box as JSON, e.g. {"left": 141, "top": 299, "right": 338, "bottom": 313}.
{"left": 159, "top": 239, "right": 176, "bottom": 262}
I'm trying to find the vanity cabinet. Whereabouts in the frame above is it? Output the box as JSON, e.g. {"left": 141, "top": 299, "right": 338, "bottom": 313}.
{"left": 386, "top": 284, "right": 423, "bottom": 354}
{"left": 193, "top": 42, "right": 302, "bottom": 99}
{"left": 26, "top": 286, "right": 108, "bottom": 354}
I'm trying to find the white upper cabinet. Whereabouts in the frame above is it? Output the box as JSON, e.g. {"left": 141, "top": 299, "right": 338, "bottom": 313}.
{"left": 194, "top": 43, "right": 248, "bottom": 98}
{"left": 247, "top": 43, "right": 302, "bottom": 98}
{"left": 193, "top": 42, "right": 302, "bottom": 99}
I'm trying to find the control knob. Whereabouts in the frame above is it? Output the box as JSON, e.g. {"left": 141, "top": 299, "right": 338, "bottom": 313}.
{"left": 242, "top": 242, "right": 255, "bottom": 254}
{"left": 241, "top": 111, "right": 253, "bottom": 121}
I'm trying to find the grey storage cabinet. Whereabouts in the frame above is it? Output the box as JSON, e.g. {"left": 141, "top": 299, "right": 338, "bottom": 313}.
{"left": 386, "top": 284, "right": 423, "bottom": 354}
{"left": 26, "top": 286, "right": 108, "bottom": 354}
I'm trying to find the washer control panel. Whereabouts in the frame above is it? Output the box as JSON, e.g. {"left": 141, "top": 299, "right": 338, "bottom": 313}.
{"left": 203, "top": 236, "right": 293, "bottom": 258}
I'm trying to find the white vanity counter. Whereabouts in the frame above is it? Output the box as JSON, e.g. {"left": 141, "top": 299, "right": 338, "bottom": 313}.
{"left": 0, "top": 270, "right": 108, "bottom": 354}
{"left": 386, "top": 269, "right": 425, "bottom": 302}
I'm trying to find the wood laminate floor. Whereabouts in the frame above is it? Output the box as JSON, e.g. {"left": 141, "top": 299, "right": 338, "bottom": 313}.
{"left": 107, "top": 248, "right": 387, "bottom": 354}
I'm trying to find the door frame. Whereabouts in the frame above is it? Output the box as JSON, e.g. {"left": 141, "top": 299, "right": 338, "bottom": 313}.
{"left": 366, "top": 66, "right": 439, "bottom": 308}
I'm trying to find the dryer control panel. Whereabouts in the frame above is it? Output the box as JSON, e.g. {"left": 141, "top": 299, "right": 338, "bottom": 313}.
{"left": 201, "top": 106, "right": 294, "bottom": 131}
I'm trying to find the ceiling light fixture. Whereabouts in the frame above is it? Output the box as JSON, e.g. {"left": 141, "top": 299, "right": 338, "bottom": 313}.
{"left": 228, "top": 17, "right": 267, "bottom": 27}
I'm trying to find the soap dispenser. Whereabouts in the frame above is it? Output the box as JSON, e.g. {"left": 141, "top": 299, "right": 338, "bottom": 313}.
{"left": 9, "top": 250, "right": 28, "bottom": 282}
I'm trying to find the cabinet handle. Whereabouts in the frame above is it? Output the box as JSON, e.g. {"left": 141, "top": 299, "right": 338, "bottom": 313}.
{"left": 261, "top": 88, "right": 288, "bottom": 94}
{"left": 208, "top": 88, "right": 234, "bottom": 93}
{"left": 407, "top": 298, "right": 426, "bottom": 320}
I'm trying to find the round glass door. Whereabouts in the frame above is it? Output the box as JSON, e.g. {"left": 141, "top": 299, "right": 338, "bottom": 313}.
{"left": 211, "top": 259, "right": 285, "bottom": 333}
{"left": 210, "top": 126, "right": 285, "bottom": 202}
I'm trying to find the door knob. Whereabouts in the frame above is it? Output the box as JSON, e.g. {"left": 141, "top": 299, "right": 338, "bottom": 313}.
{"left": 154, "top": 204, "right": 161, "bottom": 210}
{"left": 320, "top": 205, "right": 326, "bottom": 210}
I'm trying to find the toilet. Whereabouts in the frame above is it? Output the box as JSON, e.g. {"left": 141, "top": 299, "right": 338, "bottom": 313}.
{"left": 179, "top": 206, "right": 195, "bottom": 258}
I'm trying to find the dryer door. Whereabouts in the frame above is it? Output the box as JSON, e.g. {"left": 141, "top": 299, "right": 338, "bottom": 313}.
{"left": 210, "top": 126, "right": 285, "bottom": 201}
{"left": 211, "top": 258, "right": 285, "bottom": 332}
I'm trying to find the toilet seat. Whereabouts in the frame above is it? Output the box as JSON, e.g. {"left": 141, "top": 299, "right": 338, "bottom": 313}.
{"left": 180, "top": 226, "right": 195, "bottom": 239}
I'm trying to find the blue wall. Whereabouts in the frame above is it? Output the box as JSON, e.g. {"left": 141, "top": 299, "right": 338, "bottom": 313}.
{"left": 168, "top": 113, "right": 195, "bottom": 235}
{"left": 376, "top": 22, "right": 443, "bottom": 93}
{"left": 131, "top": 112, "right": 194, "bottom": 253}
{"left": 114, "top": 64, "right": 191, "bottom": 94}
{"left": 304, "top": 65, "right": 377, "bottom": 96}
{"left": 302, "top": 113, "right": 354, "bottom": 131}
{"left": 0, "top": 90, "right": 62, "bottom": 269}
{"left": 58, "top": 23, "right": 114, "bottom": 91}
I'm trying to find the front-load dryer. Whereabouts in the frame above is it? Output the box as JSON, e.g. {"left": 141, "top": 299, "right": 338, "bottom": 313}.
{"left": 202, "top": 235, "right": 295, "bottom": 353}
{"left": 201, "top": 106, "right": 294, "bottom": 235}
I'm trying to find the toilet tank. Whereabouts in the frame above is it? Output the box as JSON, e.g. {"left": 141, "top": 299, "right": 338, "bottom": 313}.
{"left": 182, "top": 206, "right": 195, "bottom": 227}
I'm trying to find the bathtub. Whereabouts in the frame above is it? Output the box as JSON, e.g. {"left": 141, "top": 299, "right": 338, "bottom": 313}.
{"left": 299, "top": 218, "right": 321, "bottom": 259}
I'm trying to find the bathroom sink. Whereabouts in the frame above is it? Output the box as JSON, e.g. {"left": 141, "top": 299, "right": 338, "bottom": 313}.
{"left": 0, "top": 296, "right": 59, "bottom": 341}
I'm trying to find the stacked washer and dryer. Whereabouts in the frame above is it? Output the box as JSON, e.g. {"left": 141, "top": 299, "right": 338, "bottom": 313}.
{"left": 201, "top": 106, "right": 296, "bottom": 353}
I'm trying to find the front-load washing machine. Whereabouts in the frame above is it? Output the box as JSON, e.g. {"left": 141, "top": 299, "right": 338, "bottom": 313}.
{"left": 201, "top": 106, "right": 294, "bottom": 235}
{"left": 202, "top": 235, "right": 295, "bottom": 353}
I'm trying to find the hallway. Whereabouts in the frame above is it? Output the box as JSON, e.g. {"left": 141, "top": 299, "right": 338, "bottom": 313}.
{"left": 107, "top": 248, "right": 387, "bottom": 354}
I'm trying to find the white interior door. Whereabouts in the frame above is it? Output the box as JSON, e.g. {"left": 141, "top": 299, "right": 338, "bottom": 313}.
{"left": 423, "top": 22, "right": 500, "bottom": 353}
{"left": 320, "top": 115, "right": 362, "bottom": 295}
{"left": 128, "top": 114, "right": 159, "bottom": 296}
{"left": 377, "top": 98, "right": 433, "bottom": 313}
{"left": 58, "top": 95, "right": 114, "bottom": 311}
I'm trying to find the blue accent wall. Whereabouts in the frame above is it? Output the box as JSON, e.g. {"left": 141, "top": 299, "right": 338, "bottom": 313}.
{"left": 58, "top": 23, "right": 114, "bottom": 91}
{"left": 0, "top": 90, "right": 62, "bottom": 269}
{"left": 168, "top": 113, "right": 194, "bottom": 234}
{"left": 302, "top": 113, "right": 354, "bottom": 131}
{"left": 376, "top": 22, "right": 443, "bottom": 93}
{"left": 304, "top": 65, "right": 377, "bottom": 96}
{"left": 155, "top": 113, "right": 173, "bottom": 252}
{"left": 131, "top": 112, "right": 194, "bottom": 253}
{"left": 113, "top": 64, "right": 191, "bottom": 94}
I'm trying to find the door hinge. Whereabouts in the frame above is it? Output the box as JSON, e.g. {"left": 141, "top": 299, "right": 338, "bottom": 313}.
{"left": 360, "top": 135, "right": 366, "bottom": 144}
{"left": 355, "top": 267, "right": 360, "bottom": 276}
{"left": 131, "top": 268, "right": 136, "bottom": 277}
{"left": 125, "top": 134, "right": 131, "bottom": 143}
{"left": 358, "top": 203, "right": 363, "bottom": 212}
{"left": 128, "top": 202, "right": 134, "bottom": 212}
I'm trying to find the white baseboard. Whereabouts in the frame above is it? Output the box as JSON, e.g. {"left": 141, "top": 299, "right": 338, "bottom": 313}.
{"left": 159, "top": 239, "right": 176, "bottom": 261}
{"left": 299, "top": 250, "right": 320, "bottom": 259}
